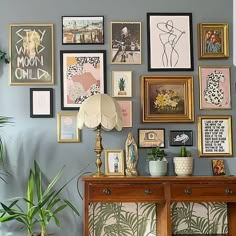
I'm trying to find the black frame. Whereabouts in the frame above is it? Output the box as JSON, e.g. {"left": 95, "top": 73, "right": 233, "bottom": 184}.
{"left": 62, "top": 16, "right": 104, "bottom": 45}
{"left": 60, "top": 50, "right": 106, "bottom": 110}
{"left": 30, "top": 88, "right": 53, "bottom": 118}
{"left": 169, "top": 130, "right": 193, "bottom": 146}
{"left": 147, "top": 13, "right": 194, "bottom": 71}
{"left": 138, "top": 128, "right": 165, "bottom": 148}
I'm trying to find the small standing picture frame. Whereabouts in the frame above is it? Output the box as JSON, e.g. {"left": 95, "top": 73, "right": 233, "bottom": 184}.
{"left": 104, "top": 149, "right": 124, "bottom": 176}
{"left": 212, "top": 159, "right": 226, "bottom": 176}
{"left": 57, "top": 112, "right": 80, "bottom": 143}
{"left": 112, "top": 71, "right": 132, "bottom": 98}
{"left": 169, "top": 130, "right": 193, "bottom": 146}
{"left": 198, "top": 23, "right": 229, "bottom": 59}
{"left": 117, "top": 101, "right": 132, "bottom": 127}
{"left": 199, "top": 66, "right": 231, "bottom": 110}
{"left": 30, "top": 88, "right": 53, "bottom": 118}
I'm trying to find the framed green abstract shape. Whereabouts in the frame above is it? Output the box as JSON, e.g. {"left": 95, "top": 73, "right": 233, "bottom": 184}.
{"left": 9, "top": 24, "right": 54, "bottom": 85}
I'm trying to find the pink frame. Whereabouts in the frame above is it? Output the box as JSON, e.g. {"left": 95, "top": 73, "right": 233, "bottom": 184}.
{"left": 117, "top": 101, "right": 132, "bottom": 127}
{"left": 199, "top": 66, "right": 231, "bottom": 110}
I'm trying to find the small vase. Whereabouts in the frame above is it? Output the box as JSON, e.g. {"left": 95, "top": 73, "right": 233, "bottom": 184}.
{"left": 173, "top": 156, "right": 193, "bottom": 176}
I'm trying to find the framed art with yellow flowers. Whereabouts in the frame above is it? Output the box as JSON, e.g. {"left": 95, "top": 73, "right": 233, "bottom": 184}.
{"left": 140, "top": 75, "right": 194, "bottom": 123}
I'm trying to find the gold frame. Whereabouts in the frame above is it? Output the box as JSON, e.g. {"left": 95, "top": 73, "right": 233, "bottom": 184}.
{"left": 9, "top": 23, "right": 54, "bottom": 85}
{"left": 198, "top": 23, "right": 229, "bottom": 59}
{"left": 141, "top": 75, "right": 194, "bottom": 123}
{"left": 104, "top": 149, "right": 124, "bottom": 176}
{"left": 57, "top": 112, "right": 80, "bottom": 143}
{"left": 198, "top": 115, "right": 232, "bottom": 157}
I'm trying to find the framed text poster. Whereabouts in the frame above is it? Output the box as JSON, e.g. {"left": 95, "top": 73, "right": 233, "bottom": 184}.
{"left": 9, "top": 24, "right": 54, "bottom": 85}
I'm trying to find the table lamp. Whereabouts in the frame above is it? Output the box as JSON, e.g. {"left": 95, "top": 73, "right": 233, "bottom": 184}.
{"left": 78, "top": 94, "right": 123, "bottom": 176}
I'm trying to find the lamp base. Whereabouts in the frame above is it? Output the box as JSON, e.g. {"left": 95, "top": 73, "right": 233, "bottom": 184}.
{"left": 91, "top": 172, "right": 106, "bottom": 177}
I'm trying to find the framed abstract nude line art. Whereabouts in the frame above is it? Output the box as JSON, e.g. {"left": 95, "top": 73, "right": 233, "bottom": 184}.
{"left": 111, "top": 21, "right": 141, "bottom": 64}
{"left": 198, "top": 23, "right": 229, "bottom": 59}
{"left": 138, "top": 128, "right": 165, "bottom": 148}
{"left": 62, "top": 16, "right": 104, "bottom": 45}
{"left": 197, "top": 115, "right": 232, "bottom": 157}
{"left": 147, "top": 13, "right": 193, "bottom": 71}
{"left": 60, "top": 50, "right": 106, "bottom": 110}
{"left": 140, "top": 75, "right": 194, "bottom": 123}
{"left": 169, "top": 130, "right": 193, "bottom": 146}
{"left": 199, "top": 66, "right": 231, "bottom": 110}
{"left": 9, "top": 24, "right": 54, "bottom": 85}
{"left": 30, "top": 88, "right": 53, "bottom": 118}
{"left": 104, "top": 149, "right": 125, "bottom": 176}
{"left": 57, "top": 112, "right": 80, "bottom": 143}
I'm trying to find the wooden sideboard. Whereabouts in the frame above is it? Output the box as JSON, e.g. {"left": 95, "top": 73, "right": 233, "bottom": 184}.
{"left": 82, "top": 176, "right": 236, "bottom": 236}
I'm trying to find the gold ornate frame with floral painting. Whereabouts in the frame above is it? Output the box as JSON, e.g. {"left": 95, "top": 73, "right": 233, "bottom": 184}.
{"left": 198, "top": 23, "right": 229, "bottom": 59}
{"left": 140, "top": 75, "right": 194, "bottom": 123}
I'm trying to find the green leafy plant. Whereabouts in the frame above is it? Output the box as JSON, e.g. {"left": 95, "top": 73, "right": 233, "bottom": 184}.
{"left": 0, "top": 160, "right": 80, "bottom": 236}
{"left": 179, "top": 146, "right": 192, "bottom": 157}
{"left": 118, "top": 78, "right": 125, "bottom": 91}
{"left": 146, "top": 147, "right": 167, "bottom": 161}
{"left": 0, "top": 50, "right": 9, "bottom": 64}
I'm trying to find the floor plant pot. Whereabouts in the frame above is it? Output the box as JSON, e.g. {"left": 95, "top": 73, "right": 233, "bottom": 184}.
{"left": 173, "top": 156, "right": 193, "bottom": 176}
{"left": 149, "top": 160, "right": 168, "bottom": 176}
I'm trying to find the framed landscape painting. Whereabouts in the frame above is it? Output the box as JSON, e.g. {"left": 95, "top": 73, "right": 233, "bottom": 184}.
{"left": 147, "top": 13, "right": 193, "bottom": 71}
{"left": 140, "top": 75, "right": 194, "bottom": 123}
{"left": 199, "top": 66, "right": 231, "bottom": 110}
{"left": 62, "top": 16, "right": 104, "bottom": 44}
{"left": 60, "top": 50, "right": 106, "bottom": 110}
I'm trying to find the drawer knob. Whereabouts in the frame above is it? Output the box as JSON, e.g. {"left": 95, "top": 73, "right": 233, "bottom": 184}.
{"left": 144, "top": 189, "right": 152, "bottom": 195}
{"left": 103, "top": 188, "right": 111, "bottom": 195}
{"left": 184, "top": 188, "right": 192, "bottom": 195}
{"left": 225, "top": 188, "right": 233, "bottom": 195}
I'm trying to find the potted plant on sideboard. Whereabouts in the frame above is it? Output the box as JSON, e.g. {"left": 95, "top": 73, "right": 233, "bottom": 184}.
{"left": 173, "top": 146, "right": 193, "bottom": 176}
{"left": 146, "top": 147, "right": 168, "bottom": 176}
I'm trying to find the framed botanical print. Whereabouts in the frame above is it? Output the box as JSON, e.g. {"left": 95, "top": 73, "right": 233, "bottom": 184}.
{"left": 147, "top": 13, "right": 193, "bottom": 71}
{"left": 117, "top": 101, "right": 132, "bottom": 127}
{"left": 140, "top": 75, "right": 194, "bottom": 123}
{"left": 111, "top": 22, "right": 141, "bottom": 64}
{"left": 62, "top": 16, "right": 104, "bottom": 44}
{"left": 138, "top": 128, "right": 165, "bottom": 148}
{"left": 60, "top": 50, "right": 106, "bottom": 110}
{"left": 198, "top": 115, "right": 232, "bottom": 157}
{"left": 9, "top": 24, "right": 54, "bottom": 85}
{"left": 199, "top": 66, "right": 231, "bottom": 110}
{"left": 169, "top": 130, "right": 193, "bottom": 146}
{"left": 112, "top": 71, "right": 132, "bottom": 97}
{"left": 198, "top": 23, "right": 229, "bottom": 59}
{"left": 57, "top": 112, "right": 80, "bottom": 143}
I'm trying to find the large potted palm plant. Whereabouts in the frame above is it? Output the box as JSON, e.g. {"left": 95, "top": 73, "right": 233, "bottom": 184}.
{"left": 0, "top": 160, "right": 80, "bottom": 236}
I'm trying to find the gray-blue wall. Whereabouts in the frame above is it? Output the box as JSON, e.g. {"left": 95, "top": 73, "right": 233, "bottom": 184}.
{"left": 0, "top": 0, "right": 234, "bottom": 235}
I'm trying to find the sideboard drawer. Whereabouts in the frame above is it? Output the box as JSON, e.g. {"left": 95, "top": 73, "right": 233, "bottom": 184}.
{"left": 88, "top": 183, "right": 164, "bottom": 202}
{"left": 171, "top": 184, "right": 236, "bottom": 202}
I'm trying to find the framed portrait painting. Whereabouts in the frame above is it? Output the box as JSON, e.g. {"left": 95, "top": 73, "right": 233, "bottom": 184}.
{"left": 60, "top": 50, "right": 106, "bottom": 110}
{"left": 212, "top": 159, "right": 226, "bottom": 176}
{"left": 140, "top": 75, "right": 194, "bottom": 123}
{"left": 104, "top": 149, "right": 124, "bottom": 176}
{"left": 111, "top": 22, "right": 141, "bottom": 64}
{"left": 138, "top": 128, "right": 165, "bottom": 148}
{"left": 9, "top": 24, "right": 54, "bottom": 85}
{"left": 112, "top": 71, "right": 132, "bottom": 98}
{"left": 169, "top": 130, "right": 193, "bottom": 146}
{"left": 62, "top": 16, "right": 104, "bottom": 45}
{"left": 147, "top": 13, "right": 193, "bottom": 71}
{"left": 197, "top": 115, "right": 232, "bottom": 157}
{"left": 198, "top": 23, "right": 229, "bottom": 59}
{"left": 199, "top": 66, "right": 231, "bottom": 110}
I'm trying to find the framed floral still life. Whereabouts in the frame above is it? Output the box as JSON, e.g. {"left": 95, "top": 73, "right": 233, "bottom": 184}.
{"left": 212, "top": 159, "right": 226, "bottom": 176}
{"left": 60, "top": 50, "right": 106, "bottom": 110}
{"left": 140, "top": 75, "right": 194, "bottom": 123}
{"left": 117, "top": 101, "right": 132, "bottom": 127}
{"left": 199, "top": 66, "right": 231, "bottom": 110}
{"left": 197, "top": 115, "right": 232, "bottom": 157}
{"left": 147, "top": 13, "right": 194, "bottom": 71}
{"left": 57, "top": 112, "right": 80, "bottom": 143}
{"left": 104, "top": 149, "right": 125, "bottom": 176}
{"left": 138, "top": 128, "right": 165, "bottom": 148}
{"left": 111, "top": 21, "right": 141, "bottom": 64}
{"left": 198, "top": 23, "right": 229, "bottom": 59}
{"left": 9, "top": 24, "right": 54, "bottom": 85}
{"left": 112, "top": 71, "right": 132, "bottom": 98}
{"left": 62, "top": 16, "right": 104, "bottom": 45}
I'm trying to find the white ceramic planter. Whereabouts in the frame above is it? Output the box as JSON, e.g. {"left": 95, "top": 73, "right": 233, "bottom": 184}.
{"left": 173, "top": 156, "right": 193, "bottom": 176}
{"left": 149, "top": 159, "right": 168, "bottom": 176}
